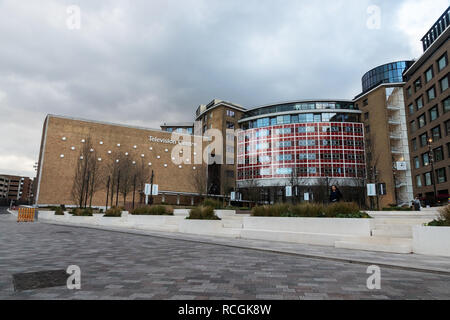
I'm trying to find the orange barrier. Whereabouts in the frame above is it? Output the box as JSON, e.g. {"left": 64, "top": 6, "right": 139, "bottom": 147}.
{"left": 17, "top": 207, "right": 36, "bottom": 223}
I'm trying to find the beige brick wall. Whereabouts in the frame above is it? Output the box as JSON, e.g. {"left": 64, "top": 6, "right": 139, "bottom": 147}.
{"left": 36, "top": 115, "right": 207, "bottom": 206}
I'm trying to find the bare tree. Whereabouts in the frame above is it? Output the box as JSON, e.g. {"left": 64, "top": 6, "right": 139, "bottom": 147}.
{"left": 191, "top": 164, "right": 208, "bottom": 200}
{"left": 71, "top": 137, "right": 103, "bottom": 208}
{"left": 118, "top": 154, "right": 135, "bottom": 206}
{"left": 135, "top": 158, "right": 151, "bottom": 204}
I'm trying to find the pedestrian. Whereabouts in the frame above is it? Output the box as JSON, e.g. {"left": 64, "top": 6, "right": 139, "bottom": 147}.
{"left": 329, "top": 185, "right": 342, "bottom": 203}
{"left": 413, "top": 196, "right": 421, "bottom": 211}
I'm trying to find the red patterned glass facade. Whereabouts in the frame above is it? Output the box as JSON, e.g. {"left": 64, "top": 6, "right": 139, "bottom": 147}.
{"left": 237, "top": 122, "right": 366, "bottom": 184}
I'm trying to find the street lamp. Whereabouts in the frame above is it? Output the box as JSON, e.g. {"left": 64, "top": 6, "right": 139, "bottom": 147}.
{"left": 427, "top": 138, "right": 437, "bottom": 205}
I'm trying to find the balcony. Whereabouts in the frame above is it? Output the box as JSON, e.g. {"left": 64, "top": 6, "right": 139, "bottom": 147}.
{"left": 387, "top": 105, "right": 401, "bottom": 111}
{"left": 388, "top": 118, "right": 401, "bottom": 125}
{"left": 391, "top": 148, "right": 404, "bottom": 154}
{"left": 389, "top": 134, "right": 402, "bottom": 140}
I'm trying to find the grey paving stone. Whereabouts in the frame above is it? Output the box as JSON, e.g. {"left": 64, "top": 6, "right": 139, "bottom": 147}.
{"left": 1, "top": 209, "right": 450, "bottom": 299}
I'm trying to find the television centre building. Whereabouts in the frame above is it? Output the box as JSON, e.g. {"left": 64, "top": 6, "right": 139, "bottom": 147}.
{"left": 33, "top": 6, "right": 450, "bottom": 208}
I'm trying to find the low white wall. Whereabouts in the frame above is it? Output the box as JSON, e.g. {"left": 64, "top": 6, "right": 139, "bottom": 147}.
{"left": 129, "top": 215, "right": 184, "bottom": 231}
{"left": 243, "top": 217, "right": 373, "bottom": 236}
{"left": 412, "top": 226, "right": 450, "bottom": 257}
{"left": 173, "top": 209, "right": 190, "bottom": 217}
{"left": 179, "top": 220, "right": 239, "bottom": 237}
{"left": 214, "top": 210, "right": 236, "bottom": 218}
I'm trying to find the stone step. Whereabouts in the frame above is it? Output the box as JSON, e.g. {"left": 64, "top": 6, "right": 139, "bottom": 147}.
{"left": 335, "top": 236, "right": 412, "bottom": 254}
{"left": 373, "top": 218, "right": 432, "bottom": 226}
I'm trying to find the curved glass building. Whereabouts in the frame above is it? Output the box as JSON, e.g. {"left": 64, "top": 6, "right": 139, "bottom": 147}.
{"left": 361, "top": 61, "right": 414, "bottom": 94}
{"left": 236, "top": 100, "right": 366, "bottom": 200}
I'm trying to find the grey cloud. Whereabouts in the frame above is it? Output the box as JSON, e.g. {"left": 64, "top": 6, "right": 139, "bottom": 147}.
{"left": 0, "top": 0, "right": 447, "bottom": 176}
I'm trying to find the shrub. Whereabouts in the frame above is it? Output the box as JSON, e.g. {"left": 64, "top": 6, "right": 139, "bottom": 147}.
{"left": 188, "top": 206, "right": 220, "bottom": 220}
{"left": 290, "top": 203, "right": 325, "bottom": 217}
{"left": 104, "top": 207, "right": 122, "bottom": 217}
{"left": 325, "top": 202, "right": 360, "bottom": 217}
{"left": 54, "top": 207, "right": 64, "bottom": 216}
{"left": 202, "top": 198, "right": 223, "bottom": 209}
{"left": 71, "top": 207, "right": 93, "bottom": 216}
{"left": 427, "top": 219, "right": 450, "bottom": 226}
{"left": 132, "top": 205, "right": 173, "bottom": 215}
{"left": 336, "top": 212, "right": 371, "bottom": 218}
{"left": 438, "top": 205, "right": 450, "bottom": 222}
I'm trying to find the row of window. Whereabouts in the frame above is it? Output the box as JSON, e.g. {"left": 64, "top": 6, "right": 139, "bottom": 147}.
{"left": 410, "top": 97, "right": 450, "bottom": 133}
{"left": 240, "top": 125, "right": 363, "bottom": 140}
{"left": 414, "top": 142, "right": 450, "bottom": 171}
{"left": 240, "top": 152, "right": 365, "bottom": 164}
{"left": 237, "top": 166, "right": 366, "bottom": 178}
{"left": 408, "top": 76, "right": 449, "bottom": 116}
{"left": 243, "top": 102, "right": 357, "bottom": 118}
{"left": 406, "top": 52, "right": 448, "bottom": 98}
{"left": 242, "top": 139, "right": 364, "bottom": 152}
{"left": 242, "top": 113, "right": 360, "bottom": 129}
{"left": 415, "top": 167, "right": 448, "bottom": 188}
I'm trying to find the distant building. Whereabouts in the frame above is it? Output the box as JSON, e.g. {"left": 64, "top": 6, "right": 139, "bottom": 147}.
{"left": 0, "top": 175, "right": 34, "bottom": 205}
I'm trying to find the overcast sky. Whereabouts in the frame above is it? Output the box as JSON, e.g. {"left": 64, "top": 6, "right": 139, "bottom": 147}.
{"left": 0, "top": 0, "right": 449, "bottom": 177}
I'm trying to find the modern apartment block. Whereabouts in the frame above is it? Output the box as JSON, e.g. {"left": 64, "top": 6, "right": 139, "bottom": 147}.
{"left": 404, "top": 7, "right": 450, "bottom": 204}
{"left": 0, "top": 175, "right": 34, "bottom": 205}
{"left": 354, "top": 61, "right": 415, "bottom": 208}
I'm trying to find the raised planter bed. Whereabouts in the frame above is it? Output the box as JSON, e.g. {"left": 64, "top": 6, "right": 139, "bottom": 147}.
{"left": 412, "top": 225, "right": 450, "bottom": 257}
{"left": 179, "top": 219, "right": 239, "bottom": 237}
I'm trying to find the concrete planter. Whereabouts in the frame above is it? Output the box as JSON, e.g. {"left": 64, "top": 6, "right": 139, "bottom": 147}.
{"left": 412, "top": 225, "right": 450, "bottom": 257}
{"left": 240, "top": 217, "right": 374, "bottom": 246}
{"left": 128, "top": 215, "right": 183, "bottom": 232}
{"left": 179, "top": 219, "right": 238, "bottom": 237}
{"left": 214, "top": 210, "right": 236, "bottom": 218}
{"left": 173, "top": 209, "right": 190, "bottom": 217}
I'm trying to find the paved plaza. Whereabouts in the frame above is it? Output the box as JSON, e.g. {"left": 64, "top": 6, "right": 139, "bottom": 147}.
{"left": 0, "top": 207, "right": 449, "bottom": 300}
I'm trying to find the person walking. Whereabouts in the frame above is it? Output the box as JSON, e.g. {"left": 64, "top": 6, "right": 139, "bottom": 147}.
{"left": 329, "top": 185, "right": 342, "bottom": 203}
{"left": 413, "top": 196, "right": 422, "bottom": 211}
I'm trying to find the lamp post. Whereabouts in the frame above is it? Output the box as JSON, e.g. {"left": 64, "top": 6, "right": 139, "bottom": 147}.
{"left": 427, "top": 138, "right": 437, "bottom": 205}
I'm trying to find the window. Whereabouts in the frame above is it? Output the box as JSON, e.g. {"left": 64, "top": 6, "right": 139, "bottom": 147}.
{"left": 429, "top": 105, "right": 439, "bottom": 121}
{"left": 418, "top": 114, "right": 426, "bottom": 128}
{"left": 408, "top": 104, "right": 415, "bottom": 115}
{"left": 412, "top": 138, "right": 418, "bottom": 151}
{"left": 434, "top": 147, "right": 444, "bottom": 162}
{"left": 424, "top": 172, "right": 432, "bottom": 186}
{"left": 364, "top": 112, "right": 369, "bottom": 120}
{"left": 422, "top": 153, "right": 430, "bottom": 166}
{"left": 226, "top": 110, "right": 235, "bottom": 118}
{"left": 414, "top": 77, "right": 422, "bottom": 92}
{"left": 446, "top": 120, "right": 450, "bottom": 136}
{"left": 420, "top": 133, "right": 428, "bottom": 147}
{"left": 363, "top": 99, "right": 368, "bottom": 106}
{"left": 427, "top": 86, "right": 436, "bottom": 102}
{"left": 277, "top": 154, "right": 293, "bottom": 161}
{"left": 414, "top": 156, "right": 420, "bottom": 169}
{"left": 436, "top": 168, "right": 447, "bottom": 184}
{"left": 416, "top": 96, "right": 423, "bottom": 110}
{"left": 416, "top": 175, "right": 422, "bottom": 187}
{"left": 448, "top": 142, "right": 450, "bottom": 158}
{"left": 444, "top": 97, "right": 450, "bottom": 113}
{"left": 226, "top": 121, "right": 235, "bottom": 129}
{"left": 410, "top": 120, "right": 417, "bottom": 133}
{"left": 365, "top": 125, "right": 370, "bottom": 134}
{"left": 440, "top": 74, "right": 449, "bottom": 92}
{"left": 425, "top": 66, "right": 434, "bottom": 83}
{"left": 438, "top": 54, "right": 448, "bottom": 72}
{"left": 276, "top": 140, "right": 292, "bottom": 148}
{"left": 407, "top": 86, "right": 412, "bottom": 98}
{"left": 431, "top": 125, "right": 441, "bottom": 141}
